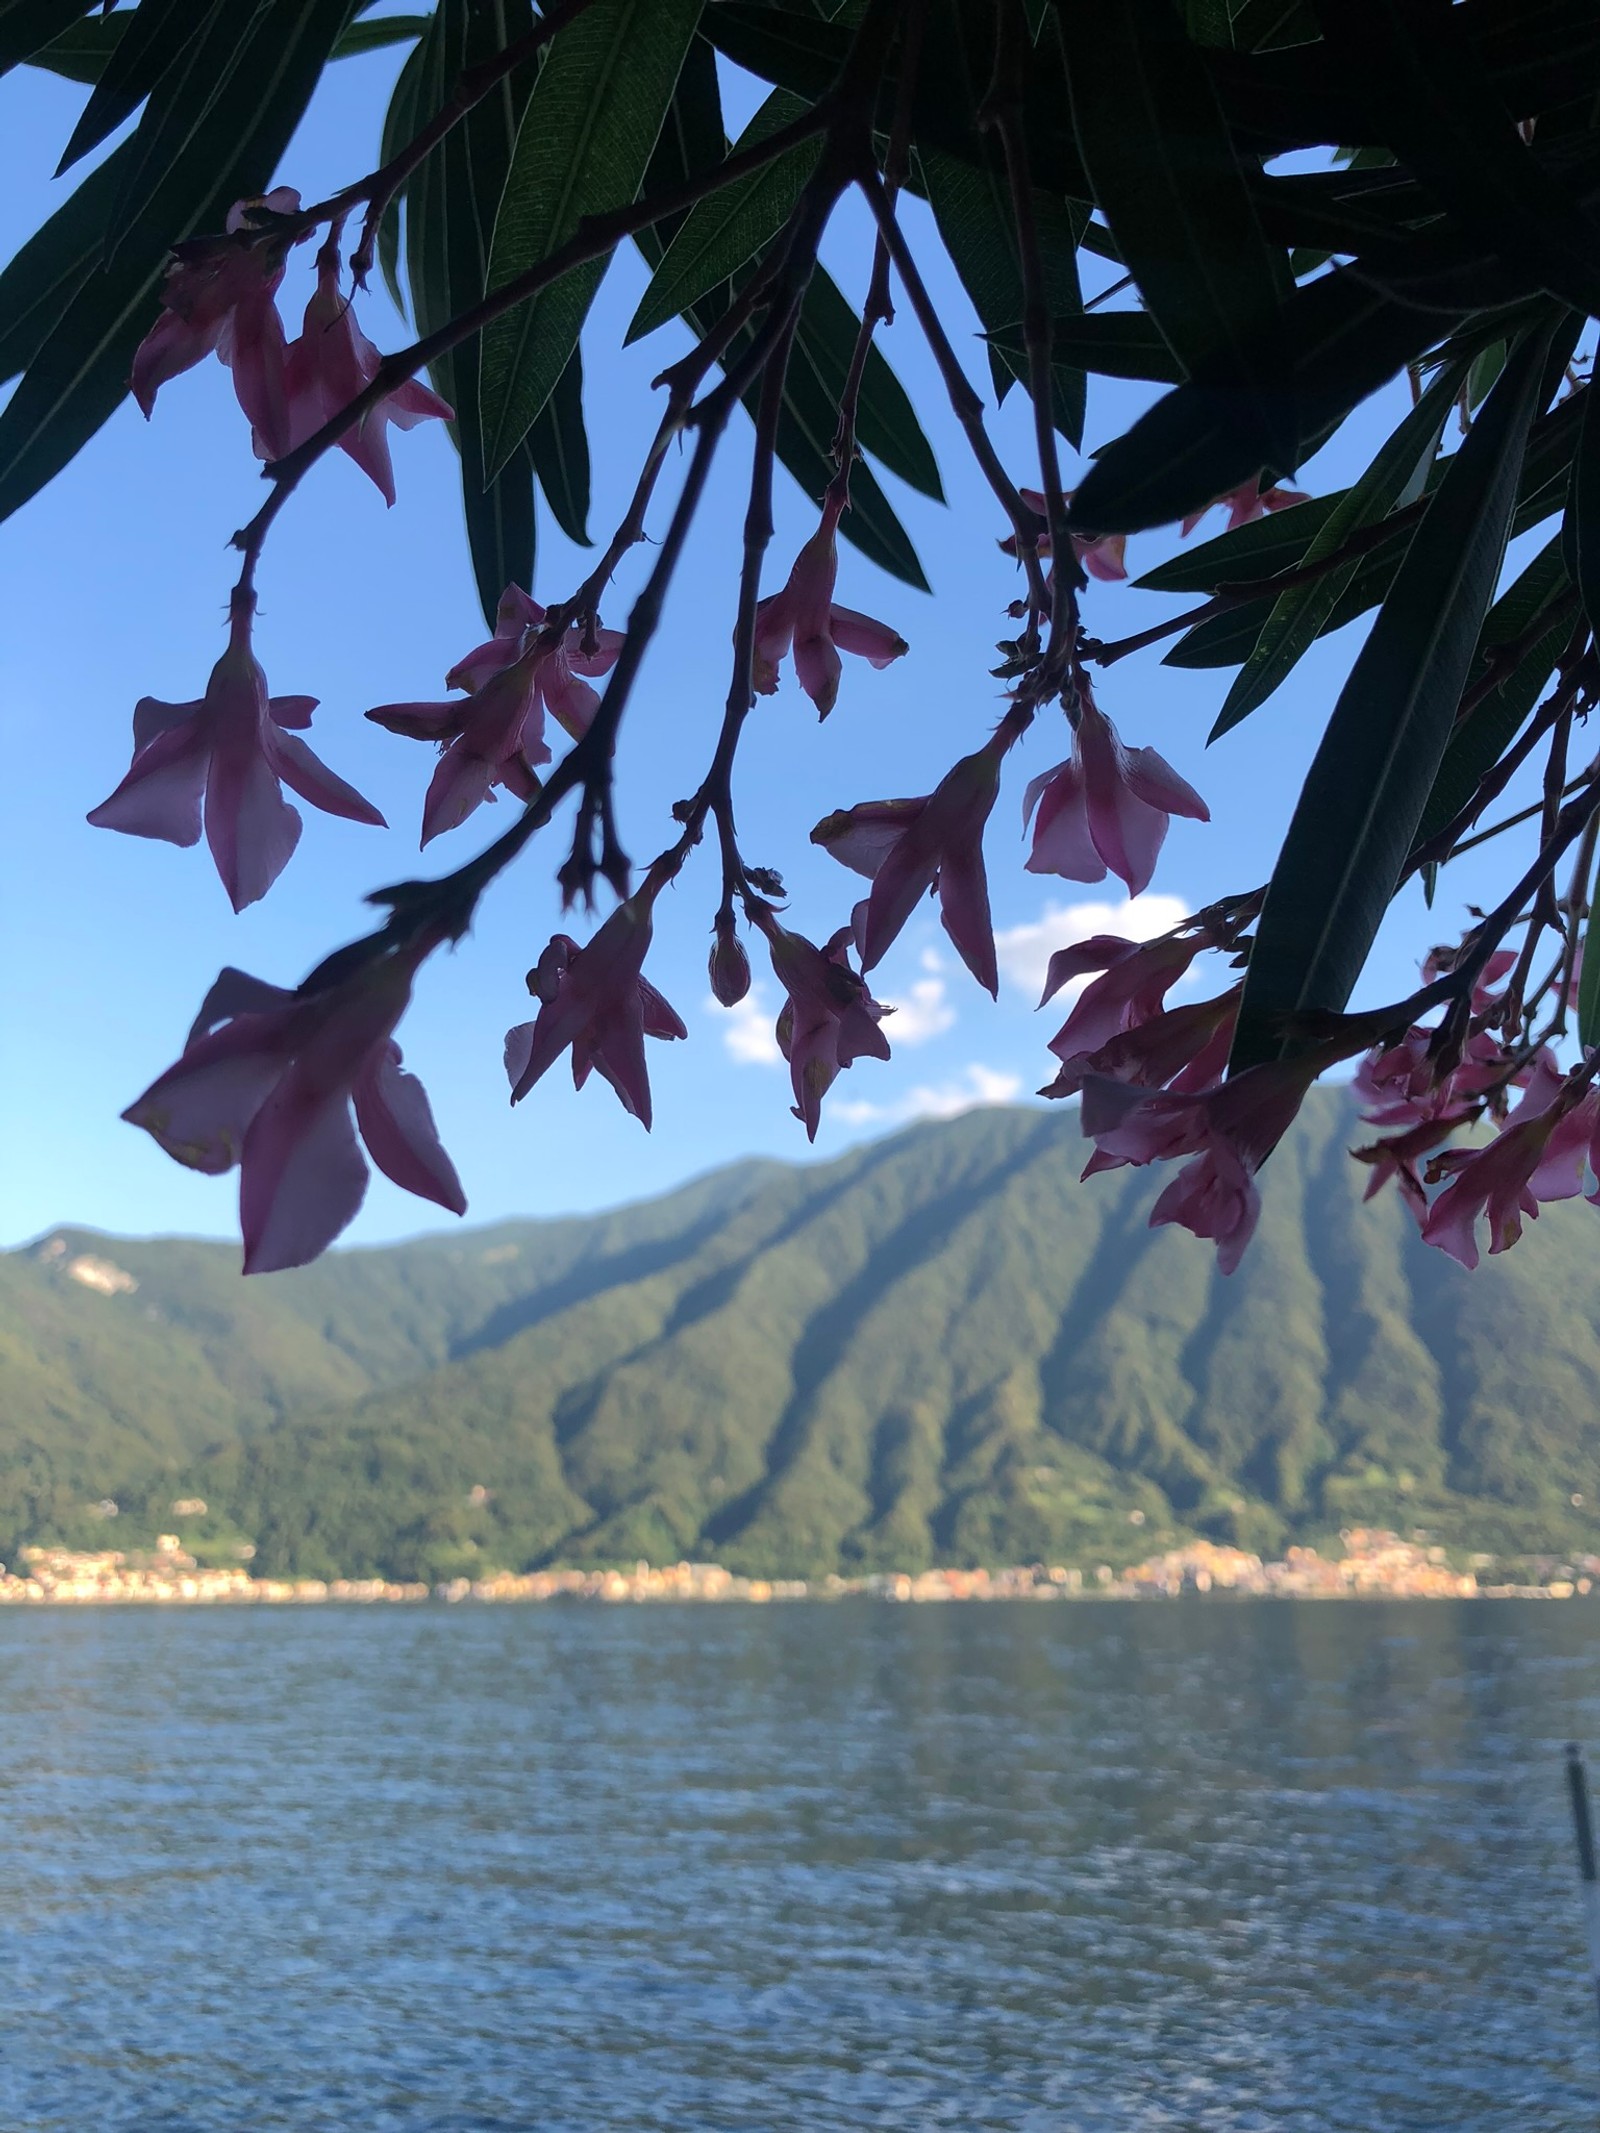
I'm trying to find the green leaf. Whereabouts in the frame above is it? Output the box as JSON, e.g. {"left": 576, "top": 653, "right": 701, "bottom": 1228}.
{"left": 407, "top": 0, "right": 541, "bottom": 628}
{"left": 528, "top": 346, "right": 591, "bottom": 545}
{"left": 1565, "top": 381, "right": 1600, "bottom": 645}
{"left": 1069, "top": 270, "right": 1460, "bottom": 537}
{"left": 919, "top": 146, "right": 1086, "bottom": 448}
{"left": 0, "top": 0, "right": 96, "bottom": 74}
{"left": 102, "top": 0, "right": 278, "bottom": 262}
{"left": 375, "top": 25, "right": 429, "bottom": 315}
{"left": 1229, "top": 324, "right": 1553, "bottom": 1073}
{"left": 332, "top": 10, "right": 429, "bottom": 56}
{"left": 0, "top": 0, "right": 350, "bottom": 526}
{"left": 1580, "top": 849, "right": 1600, "bottom": 1051}
{"left": 987, "top": 309, "right": 1183, "bottom": 384}
{"left": 1058, "top": 0, "right": 1291, "bottom": 460}
{"left": 625, "top": 87, "right": 821, "bottom": 345}
{"left": 1135, "top": 491, "right": 1337, "bottom": 592}
{"left": 58, "top": 0, "right": 200, "bottom": 170}
{"left": 25, "top": 10, "right": 126, "bottom": 85}
{"left": 479, "top": 0, "right": 703, "bottom": 479}
{"left": 636, "top": 25, "right": 927, "bottom": 584}
{"left": 1312, "top": 0, "right": 1600, "bottom": 320}
{"left": 0, "top": 134, "right": 138, "bottom": 383}
{"left": 1411, "top": 537, "right": 1574, "bottom": 854}
{"left": 1211, "top": 361, "right": 1460, "bottom": 739}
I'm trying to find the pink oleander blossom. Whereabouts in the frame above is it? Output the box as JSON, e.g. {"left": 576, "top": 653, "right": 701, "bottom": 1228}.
{"left": 283, "top": 228, "right": 452, "bottom": 502}
{"left": 763, "top": 921, "right": 891, "bottom": 1140}
{"left": 1043, "top": 987, "right": 1239, "bottom": 1101}
{"left": 122, "top": 942, "right": 464, "bottom": 1275}
{"left": 1001, "top": 487, "right": 1127, "bottom": 581}
{"left": 811, "top": 735, "right": 1005, "bottom": 994}
{"left": 754, "top": 497, "right": 907, "bottom": 716}
{"left": 1023, "top": 693, "right": 1208, "bottom": 897}
{"left": 1420, "top": 1077, "right": 1599, "bottom": 1270}
{"left": 504, "top": 903, "right": 685, "bottom": 1129}
{"left": 371, "top": 592, "right": 625, "bottom": 841}
{"left": 1180, "top": 480, "right": 1310, "bottom": 538}
{"left": 88, "top": 591, "right": 383, "bottom": 911}
{"left": 131, "top": 189, "right": 303, "bottom": 458}
{"left": 1080, "top": 1058, "right": 1320, "bottom": 1273}
{"left": 1040, "top": 931, "right": 1207, "bottom": 1066}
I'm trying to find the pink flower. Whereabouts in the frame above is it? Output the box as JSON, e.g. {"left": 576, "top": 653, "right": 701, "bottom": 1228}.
{"left": 283, "top": 228, "right": 452, "bottom": 503}
{"left": 754, "top": 497, "right": 907, "bottom": 716}
{"left": 1040, "top": 931, "right": 1207, "bottom": 1066}
{"left": 131, "top": 189, "right": 303, "bottom": 459}
{"left": 1023, "top": 692, "right": 1208, "bottom": 897}
{"left": 504, "top": 902, "right": 685, "bottom": 1128}
{"left": 122, "top": 940, "right": 464, "bottom": 1275}
{"left": 1043, "top": 987, "right": 1239, "bottom": 1102}
{"left": 1420, "top": 1072, "right": 1597, "bottom": 1269}
{"left": 762, "top": 920, "right": 891, "bottom": 1140}
{"left": 88, "top": 590, "right": 383, "bottom": 911}
{"left": 1001, "top": 488, "right": 1127, "bottom": 582}
{"left": 811, "top": 734, "right": 1006, "bottom": 994}
{"left": 1080, "top": 1058, "right": 1318, "bottom": 1273}
{"left": 369, "top": 592, "right": 624, "bottom": 842}
{"left": 1180, "top": 480, "right": 1310, "bottom": 538}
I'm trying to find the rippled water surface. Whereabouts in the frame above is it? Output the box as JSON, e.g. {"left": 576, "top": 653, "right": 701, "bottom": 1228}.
{"left": 2, "top": 1600, "right": 1599, "bottom": 2129}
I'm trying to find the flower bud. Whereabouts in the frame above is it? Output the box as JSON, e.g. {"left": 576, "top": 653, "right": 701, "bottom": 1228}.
{"left": 709, "top": 919, "right": 752, "bottom": 1006}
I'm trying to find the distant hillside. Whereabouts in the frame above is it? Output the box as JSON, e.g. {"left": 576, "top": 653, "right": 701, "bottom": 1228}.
{"left": 6, "top": 1093, "right": 1600, "bottom": 1579}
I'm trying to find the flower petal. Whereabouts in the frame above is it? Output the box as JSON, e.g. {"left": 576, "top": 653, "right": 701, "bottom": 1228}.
{"left": 353, "top": 1045, "right": 466, "bottom": 1214}
{"left": 205, "top": 736, "right": 302, "bottom": 911}
{"left": 421, "top": 738, "right": 494, "bottom": 845}
{"left": 269, "top": 728, "right": 386, "bottom": 826}
{"left": 87, "top": 723, "right": 209, "bottom": 847}
{"left": 239, "top": 1071, "right": 370, "bottom": 1274}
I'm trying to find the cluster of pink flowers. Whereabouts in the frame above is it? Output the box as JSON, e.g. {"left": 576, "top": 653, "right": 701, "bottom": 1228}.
{"left": 1022, "top": 685, "right": 1208, "bottom": 898}
{"left": 132, "top": 200, "right": 450, "bottom": 488}
{"left": 367, "top": 585, "right": 623, "bottom": 844}
{"left": 754, "top": 495, "right": 908, "bottom": 716}
{"left": 122, "top": 940, "right": 464, "bottom": 1275}
{"left": 88, "top": 589, "right": 384, "bottom": 911}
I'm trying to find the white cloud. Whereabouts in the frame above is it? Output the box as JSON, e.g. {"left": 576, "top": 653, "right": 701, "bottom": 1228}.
{"left": 831, "top": 1063, "right": 1023, "bottom": 1129}
{"left": 715, "top": 986, "right": 782, "bottom": 1067}
{"left": 993, "top": 892, "right": 1189, "bottom": 1001}
{"left": 881, "top": 974, "right": 955, "bottom": 1046}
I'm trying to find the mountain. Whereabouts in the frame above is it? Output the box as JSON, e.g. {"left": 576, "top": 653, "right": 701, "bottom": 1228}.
{"left": 6, "top": 1092, "right": 1600, "bottom": 1580}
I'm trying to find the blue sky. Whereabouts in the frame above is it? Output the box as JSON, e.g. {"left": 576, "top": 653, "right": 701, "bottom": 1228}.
{"left": 0, "top": 39, "right": 1546, "bottom": 1250}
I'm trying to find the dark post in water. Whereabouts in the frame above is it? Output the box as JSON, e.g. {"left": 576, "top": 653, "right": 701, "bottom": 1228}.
{"left": 1565, "top": 1743, "right": 1600, "bottom": 2029}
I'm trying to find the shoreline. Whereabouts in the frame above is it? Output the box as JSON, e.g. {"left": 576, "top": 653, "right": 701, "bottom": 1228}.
{"left": 3, "top": 1532, "right": 1595, "bottom": 1608}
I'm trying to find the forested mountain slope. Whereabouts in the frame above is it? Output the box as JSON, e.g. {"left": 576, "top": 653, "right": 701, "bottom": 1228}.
{"left": 6, "top": 1094, "right": 1599, "bottom": 1578}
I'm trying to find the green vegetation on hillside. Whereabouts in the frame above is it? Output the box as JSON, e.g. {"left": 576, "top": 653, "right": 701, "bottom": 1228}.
{"left": 6, "top": 1094, "right": 1600, "bottom": 1580}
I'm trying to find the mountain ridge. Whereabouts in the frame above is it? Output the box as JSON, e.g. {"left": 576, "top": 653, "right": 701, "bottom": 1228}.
{"left": 5, "top": 1092, "right": 1600, "bottom": 1579}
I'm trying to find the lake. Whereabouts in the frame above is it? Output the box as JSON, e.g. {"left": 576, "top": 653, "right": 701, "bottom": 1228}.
{"left": 1, "top": 1599, "right": 1597, "bottom": 2130}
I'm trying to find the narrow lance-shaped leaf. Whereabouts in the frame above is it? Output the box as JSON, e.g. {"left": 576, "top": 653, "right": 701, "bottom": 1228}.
{"left": 479, "top": 0, "right": 703, "bottom": 480}
{"left": 0, "top": 0, "right": 96, "bottom": 75}
{"left": 1058, "top": 0, "right": 1292, "bottom": 464}
{"left": 625, "top": 86, "right": 821, "bottom": 346}
{"left": 1565, "top": 380, "right": 1600, "bottom": 646}
{"left": 0, "top": 133, "right": 138, "bottom": 383}
{"left": 1229, "top": 324, "right": 1554, "bottom": 1073}
{"left": 986, "top": 310, "right": 1184, "bottom": 385}
{"left": 920, "top": 145, "right": 1086, "bottom": 447}
{"left": 1210, "top": 359, "right": 1462, "bottom": 739}
{"left": 528, "top": 346, "right": 591, "bottom": 547}
{"left": 58, "top": 0, "right": 229, "bottom": 173}
{"left": 635, "top": 28, "right": 929, "bottom": 582}
{"left": 408, "top": 0, "right": 541, "bottom": 629}
{"left": 1579, "top": 843, "right": 1600, "bottom": 1051}
{"left": 1411, "top": 537, "right": 1574, "bottom": 854}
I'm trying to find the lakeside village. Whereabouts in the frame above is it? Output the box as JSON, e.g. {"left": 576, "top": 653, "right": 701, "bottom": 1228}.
{"left": 3, "top": 1529, "right": 1598, "bottom": 1607}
